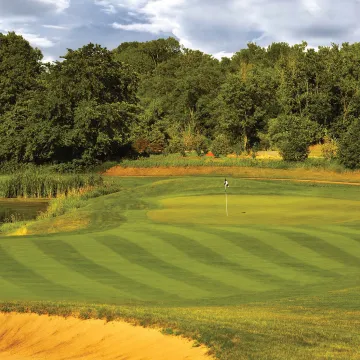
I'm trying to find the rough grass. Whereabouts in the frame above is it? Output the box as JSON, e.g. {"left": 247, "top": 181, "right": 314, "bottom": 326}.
{"left": 0, "top": 171, "right": 103, "bottom": 198}
{"left": 117, "top": 153, "right": 345, "bottom": 171}
{"left": 105, "top": 165, "right": 360, "bottom": 184}
{"left": 0, "top": 177, "right": 359, "bottom": 359}
{"left": 0, "top": 177, "right": 123, "bottom": 236}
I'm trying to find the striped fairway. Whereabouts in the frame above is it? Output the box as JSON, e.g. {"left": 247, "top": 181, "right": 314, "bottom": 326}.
{"left": 0, "top": 177, "right": 359, "bottom": 305}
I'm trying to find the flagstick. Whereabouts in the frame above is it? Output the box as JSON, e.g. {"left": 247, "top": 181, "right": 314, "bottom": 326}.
{"left": 225, "top": 191, "right": 228, "bottom": 217}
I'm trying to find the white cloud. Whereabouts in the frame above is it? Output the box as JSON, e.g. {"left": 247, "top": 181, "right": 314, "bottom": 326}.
{"left": 94, "top": 0, "right": 117, "bottom": 14}
{"left": 108, "top": 0, "right": 360, "bottom": 56}
{"left": 35, "top": 0, "right": 70, "bottom": 13}
{"left": 17, "top": 30, "right": 56, "bottom": 48}
{"left": 42, "top": 55, "right": 56, "bottom": 63}
{"left": 213, "top": 51, "right": 234, "bottom": 60}
{"left": 2, "top": 0, "right": 360, "bottom": 64}
{"left": 42, "top": 24, "right": 69, "bottom": 30}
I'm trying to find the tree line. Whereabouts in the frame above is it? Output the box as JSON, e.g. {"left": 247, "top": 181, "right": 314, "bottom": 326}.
{"left": 1, "top": 32, "right": 360, "bottom": 170}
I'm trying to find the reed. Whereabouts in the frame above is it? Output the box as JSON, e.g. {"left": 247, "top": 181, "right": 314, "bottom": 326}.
{"left": 0, "top": 171, "right": 103, "bottom": 198}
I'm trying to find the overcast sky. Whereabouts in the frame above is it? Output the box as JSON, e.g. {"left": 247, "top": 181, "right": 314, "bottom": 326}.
{"left": 1, "top": 0, "right": 360, "bottom": 62}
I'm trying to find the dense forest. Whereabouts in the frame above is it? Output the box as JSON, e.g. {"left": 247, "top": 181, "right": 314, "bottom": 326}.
{"left": 1, "top": 32, "right": 360, "bottom": 170}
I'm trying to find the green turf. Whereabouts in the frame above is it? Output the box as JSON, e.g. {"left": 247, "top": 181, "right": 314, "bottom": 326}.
{"left": 0, "top": 176, "right": 359, "bottom": 359}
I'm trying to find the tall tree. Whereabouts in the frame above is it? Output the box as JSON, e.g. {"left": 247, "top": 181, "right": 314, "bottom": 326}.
{"left": 0, "top": 32, "right": 43, "bottom": 115}
{"left": 0, "top": 43, "right": 140, "bottom": 164}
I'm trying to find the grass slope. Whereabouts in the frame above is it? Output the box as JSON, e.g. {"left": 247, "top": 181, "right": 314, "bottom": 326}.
{"left": 0, "top": 177, "right": 359, "bottom": 359}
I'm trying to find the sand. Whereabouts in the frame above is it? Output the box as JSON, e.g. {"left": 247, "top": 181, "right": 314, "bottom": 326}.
{"left": 0, "top": 312, "right": 213, "bottom": 360}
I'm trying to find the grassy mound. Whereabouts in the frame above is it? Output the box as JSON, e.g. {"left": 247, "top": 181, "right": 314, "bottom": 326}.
{"left": 0, "top": 177, "right": 359, "bottom": 359}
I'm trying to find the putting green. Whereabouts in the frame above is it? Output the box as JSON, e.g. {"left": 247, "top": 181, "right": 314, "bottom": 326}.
{"left": 148, "top": 195, "right": 360, "bottom": 225}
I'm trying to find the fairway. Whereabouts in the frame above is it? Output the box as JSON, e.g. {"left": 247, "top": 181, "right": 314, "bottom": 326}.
{"left": 0, "top": 177, "right": 359, "bottom": 304}
{"left": 1, "top": 176, "right": 360, "bottom": 359}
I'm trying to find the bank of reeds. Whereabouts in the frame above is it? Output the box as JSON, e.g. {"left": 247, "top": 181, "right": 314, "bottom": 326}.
{"left": 0, "top": 172, "right": 103, "bottom": 198}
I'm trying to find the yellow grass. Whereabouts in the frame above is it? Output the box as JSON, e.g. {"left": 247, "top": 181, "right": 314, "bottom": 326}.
{"left": 105, "top": 166, "right": 360, "bottom": 184}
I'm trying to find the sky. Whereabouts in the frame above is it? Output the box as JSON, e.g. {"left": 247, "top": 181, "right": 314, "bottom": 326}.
{"left": 1, "top": 0, "right": 360, "bottom": 62}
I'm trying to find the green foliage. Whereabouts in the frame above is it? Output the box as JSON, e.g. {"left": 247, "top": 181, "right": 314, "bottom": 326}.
{"left": 3, "top": 33, "right": 360, "bottom": 169}
{"left": 213, "top": 66, "right": 279, "bottom": 150}
{"left": 211, "top": 134, "right": 233, "bottom": 157}
{"left": 321, "top": 135, "right": 338, "bottom": 160}
{"left": 0, "top": 42, "right": 140, "bottom": 165}
{"left": 0, "top": 32, "right": 43, "bottom": 115}
{"left": 166, "top": 136, "right": 186, "bottom": 157}
{"left": 113, "top": 37, "right": 181, "bottom": 74}
{"left": 269, "top": 115, "right": 320, "bottom": 161}
{"left": 338, "top": 118, "right": 360, "bottom": 169}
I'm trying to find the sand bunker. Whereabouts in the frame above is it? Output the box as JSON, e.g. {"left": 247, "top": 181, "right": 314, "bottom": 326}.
{"left": 0, "top": 312, "right": 212, "bottom": 360}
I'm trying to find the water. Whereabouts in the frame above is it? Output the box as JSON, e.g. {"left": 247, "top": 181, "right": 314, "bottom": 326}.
{"left": 0, "top": 199, "right": 49, "bottom": 223}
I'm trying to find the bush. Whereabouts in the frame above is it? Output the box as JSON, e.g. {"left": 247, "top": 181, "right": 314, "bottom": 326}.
{"left": 193, "top": 134, "right": 209, "bottom": 156}
{"left": 269, "top": 115, "right": 319, "bottom": 162}
{"left": 321, "top": 136, "right": 338, "bottom": 160}
{"left": 166, "top": 136, "right": 186, "bottom": 156}
{"left": 338, "top": 119, "right": 360, "bottom": 169}
{"left": 278, "top": 138, "right": 310, "bottom": 161}
{"left": 211, "top": 134, "right": 233, "bottom": 157}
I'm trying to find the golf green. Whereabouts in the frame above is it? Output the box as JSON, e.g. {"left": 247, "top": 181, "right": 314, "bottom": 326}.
{"left": 0, "top": 177, "right": 359, "bottom": 306}
{"left": 148, "top": 195, "right": 360, "bottom": 225}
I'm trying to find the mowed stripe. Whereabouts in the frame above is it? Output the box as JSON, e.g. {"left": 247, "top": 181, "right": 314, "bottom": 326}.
{"left": 215, "top": 227, "right": 342, "bottom": 277}
{"left": 34, "top": 240, "right": 177, "bottom": 302}
{"left": 71, "top": 237, "right": 208, "bottom": 299}
{"left": 0, "top": 276, "right": 36, "bottom": 300}
{"left": 323, "top": 225, "right": 360, "bottom": 240}
{"left": 148, "top": 226, "right": 300, "bottom": 287}
{"left": 272, "top": 227, "right": 360, "bottom": 270}
{"left": 175, "top": 226, "right": 321, "bottom": 285}
{"left": 0, "top": 245, "right": 72, "bottom": 298}
{"left": 293, "top": 227, "right": 360, "bottom": 261}
{"left": 97, "top": 234, "right": 238, "bottom": 298}
{"left": 11, "top": 240, "right": 124, "bottom": 302}
{"left": 109, "top": 228, "right": 275, "bottom": 292}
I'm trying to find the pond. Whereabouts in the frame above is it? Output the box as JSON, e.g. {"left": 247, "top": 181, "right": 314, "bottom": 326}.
{"left": 0, "top": 199, "right": 49, "bottom": 223}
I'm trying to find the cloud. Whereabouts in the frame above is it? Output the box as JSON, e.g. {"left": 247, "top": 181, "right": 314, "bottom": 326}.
{"left": 2, "top": 0, "right": 360, "bottom": 64}
{"left": 0, "top": 0, "right": 70, "bottom": 16}
{"left": 16, "top": 30, "right": 56, "bottom": 48}
{"left": 108, "top": 0, "right": 360, "bottom": 56}
{"left": 42, "top": 24, "right": 70, "bottom": 30}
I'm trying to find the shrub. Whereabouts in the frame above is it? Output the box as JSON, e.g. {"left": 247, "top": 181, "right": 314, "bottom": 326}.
{"left": 269, "top": 115, "right": 319, "bottom": 162}
{"left": 321, "top": 136, "right": 338, "bottom": 160}
{"left": 166, "top": 136, "right": 186, "bottom": 156}
{"left": 278, "top": 138, "right": 310, "bottom": 162}
{"left": 338, "top": 118, "right": 360, "bottom": 169}
{"left": 211, "top": 134, "right": 233, "bottom": 157}
{"left": 133, "top": 137, "right": 150, "bottom": 154}
{"left": 193, "top": 134, "right": 209, "bottom": 156}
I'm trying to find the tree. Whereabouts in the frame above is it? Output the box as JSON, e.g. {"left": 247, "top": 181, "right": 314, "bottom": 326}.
{"left": 138, "top": 48, "right": 223, "bottom": 140}
{"left": 211, "top": 134, "right": 232, "bottom": 157}
{"left": 337, "top": 118, "right": 360, "bottom": 169}
{"left": 113, "top": 37, "right": 181, "bottom": 75}
{"left": 0, "top": 43, "right": 140, "bottom": 164}
{"left": 269, "top": 115, "right": 320, "bottom": 161}
{"left": 0, "top": 32, "right": 43, "bottom": 115}
{"left": 213, "top": 66, "right": 279, "bottom": 151}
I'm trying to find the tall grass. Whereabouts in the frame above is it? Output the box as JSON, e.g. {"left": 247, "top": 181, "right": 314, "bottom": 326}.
{"left": 0, "top": 171, "right": 103, "bottom": 198}
{"left": 118, "top": 154, "right": 346, "bottom": 172}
